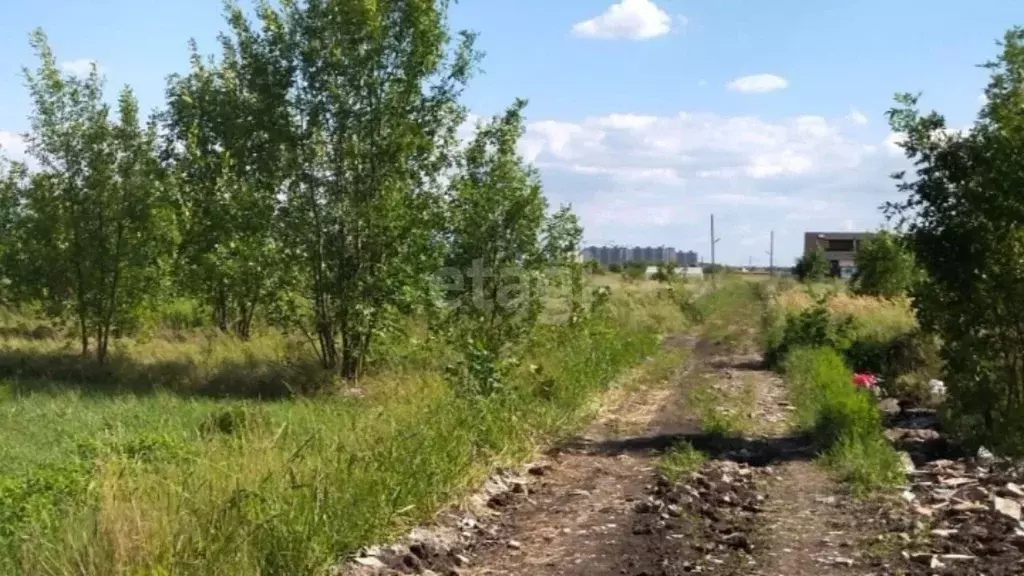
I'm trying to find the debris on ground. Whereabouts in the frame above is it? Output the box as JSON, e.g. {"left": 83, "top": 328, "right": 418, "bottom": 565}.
{"left": 884, "top": 455, "right": 1024, "bottom": 575}
{"left": 627, "top": 459, "right": 770, "bottom": 574}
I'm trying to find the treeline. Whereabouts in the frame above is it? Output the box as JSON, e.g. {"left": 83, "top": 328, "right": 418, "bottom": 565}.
{"left": 0, "top": 0, "right": 580, "bottom": 381}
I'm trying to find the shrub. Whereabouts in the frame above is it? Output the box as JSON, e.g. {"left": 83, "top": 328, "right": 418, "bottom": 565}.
{"left": 782, "top": 347, "right": 903, "bottom": 492}
{"left": 621, "top": 262, "right": 646, "bottom": 281}
{"left": 851, "top": 231, "right": 918, "bottom": 299}
{"left": 793, "top": 247, "right": 829, "bottom": 282}
{"left": 583, "top": 260, "right": 604, "bottom": 275}
{"left": 652, "top": 263, "right": 676, "bottom": 283}
{"left": 765, "top": 296, "right": 854, "bottom": 368}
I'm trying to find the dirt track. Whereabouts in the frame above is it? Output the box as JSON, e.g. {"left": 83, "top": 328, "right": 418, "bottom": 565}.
{"left": 339, "top": 322, "right": 899, "bottom": 576}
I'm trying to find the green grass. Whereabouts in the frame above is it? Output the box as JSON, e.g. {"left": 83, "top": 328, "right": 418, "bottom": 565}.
{"left": 657, "top": 442, "right": 706, "bottom": 483}
{"left": 782, "top": 346, "right": 904, "bottom": 494}
{"left": 695, "top": 280, "right": 764, "bottom": 353}
{"left": 0, "top": 285, "right": 692, "bottom": 575}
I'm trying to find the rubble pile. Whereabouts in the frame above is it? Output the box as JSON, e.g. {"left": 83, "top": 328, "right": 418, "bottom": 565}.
{"left": 631, "top": 459, "right": 770, "bottom": 573}
{"left": 892, "top": 456, "right": 1024, "bottom": 575}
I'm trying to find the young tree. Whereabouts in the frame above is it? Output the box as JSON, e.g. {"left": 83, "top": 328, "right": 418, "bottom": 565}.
{"left": 442, "top": 101, "right": 583, "bottom": 394}
{"left": 793, "top": 247, "right": 829, "bottom": 282}
{"left": 0, "top": 156, "right": 27, "bottom": 301}
{"left": 16, "top": 30, "right": 171, "bottom": 362}
{"left": 851, "top": 230, "right": 917, "bottom": 299}
{"left": 442, "top": 100, "right": 546, "bottom": 394}
{"left": 163, "top": 5, "right": 292, "bottom": 339}
{"left": 886, "top": 27, "right": 1024, "bottom": 448}
{"left": 266, "top": 0, "right": 479, "bottom": 379}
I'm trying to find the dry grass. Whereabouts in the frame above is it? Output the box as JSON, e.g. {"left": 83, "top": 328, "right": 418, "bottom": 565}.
{"left": 774, "top": 286, "right": 917, "bottom": 340}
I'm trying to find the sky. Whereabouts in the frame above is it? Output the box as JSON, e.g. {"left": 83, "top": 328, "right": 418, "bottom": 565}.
{"left": 0, "top": 0, "right": 1021, "bottom": 265}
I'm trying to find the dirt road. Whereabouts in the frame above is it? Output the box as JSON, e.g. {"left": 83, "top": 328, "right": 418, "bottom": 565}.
{"left": 343, "top": 322, "right": 894, "bottom": 576}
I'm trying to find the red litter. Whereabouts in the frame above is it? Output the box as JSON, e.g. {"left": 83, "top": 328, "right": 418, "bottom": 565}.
{"left": 851, "top": 372, "right": 877, "bottom": 389}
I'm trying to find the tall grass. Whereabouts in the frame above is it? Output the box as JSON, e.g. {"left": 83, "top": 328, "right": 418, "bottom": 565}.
{"left": 0, "top": 281, "right": 690, "bottom": 575}
{"left": 782, "top": 346, "right": 904, "bottom": 493}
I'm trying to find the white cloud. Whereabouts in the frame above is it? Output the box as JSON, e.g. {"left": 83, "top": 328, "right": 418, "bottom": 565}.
{"left": 571, "top": 0, "right": 674, "bottom": 40}
{"left": 60, "top": 59, "right": 101, "bottom": 77}
{"left": 979, "top": 93, "right": 988, "bottom": 105}
{"left": 847, "top": 109, "right": 868, "bottom": 125}
{"left": 725, "top": 74, "right": 788, "bottom": 94}
{"left": 883, "top": 132, "right": 906, "bottom": 156}
{"left": 697, "top": 79, "right": 708, "bottom": 87}
{"left": 0, "top": 131, "right": 27, "bottom": 161}
{"left": 513, "top": 108, "right": 906, "bottom": 263}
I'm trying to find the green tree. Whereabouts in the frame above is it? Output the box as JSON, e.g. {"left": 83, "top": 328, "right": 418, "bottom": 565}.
{"left": 442, "top": 100, "right": 577, "bottom": 394}
{"left": 15, "top": 30, "right": 171, "bottom": 362}
{"left": 793, "top": 247, "right": 829, "bottom": 282}
{"left": 163, "top": 5, "right": 291, "bottom": 339}
{"left": 271, "top": 0, "right": 479, "bottom": 378}
{"left": 0, "top": 156, "right": 27, "bottom": 301}
{"left": 851, "top": 230, "right": 917, "bottom": 298}
{"left": 886, "top": 27, "right": 1024, "bottom": 449}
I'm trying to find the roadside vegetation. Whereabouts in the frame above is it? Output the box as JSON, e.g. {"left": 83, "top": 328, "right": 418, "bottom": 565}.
{"left": 0, "top": 1, "right": 712, "bottom": 573}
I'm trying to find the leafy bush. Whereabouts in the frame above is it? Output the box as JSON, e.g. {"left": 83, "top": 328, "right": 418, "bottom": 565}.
{"left": 793, "top": 247, "right": 829, "bottom": 282}
{"left": 851, "top": 231, "right": 918, "bottom": 299}
{"left": 621, "top": 262, "right": 646, "bottom": 281}
{"left": 651, "top": 263, "right": 676, "bottom": 283}
{"left": 765, "top": 296, "right": 854, "bottom": 368}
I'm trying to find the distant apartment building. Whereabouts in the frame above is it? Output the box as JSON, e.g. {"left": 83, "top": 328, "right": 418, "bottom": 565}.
{"left": 582, "top": 245, "right": 698, "bottom": 267}
{"left": 675, "top": 250, "right": 699, "bottom": 268}
{"left": 803, "top": 232, "right": 875, "bottom": 279}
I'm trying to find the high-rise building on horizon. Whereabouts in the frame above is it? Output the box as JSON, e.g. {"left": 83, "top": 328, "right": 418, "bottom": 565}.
{"left": 581, "top": 245, "right": 699, "bottom": 267}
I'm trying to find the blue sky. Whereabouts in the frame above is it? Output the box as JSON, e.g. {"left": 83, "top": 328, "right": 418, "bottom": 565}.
{"left": 1, "top": 0, "right": 1020, "bottom": 264}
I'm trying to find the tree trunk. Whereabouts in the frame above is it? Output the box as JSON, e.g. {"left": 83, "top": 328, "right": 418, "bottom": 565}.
{"left": 213, "top": 283, "right": 229, "bottom": 333}
{"left": 96, "top": 323, "right": 109, "bottom": 365}
{"left": 341, "top": 330, "right": 369, "bottom": 382}
{"left": 79, "top": 317, "right": 89, "bottom": 357}
{"left": 317, "top": 319, "right": 337, "bottom": 369}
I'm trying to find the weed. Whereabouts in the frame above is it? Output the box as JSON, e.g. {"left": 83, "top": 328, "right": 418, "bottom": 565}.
{"left": 657, "top": 442, "right": 706, "bottom": 483}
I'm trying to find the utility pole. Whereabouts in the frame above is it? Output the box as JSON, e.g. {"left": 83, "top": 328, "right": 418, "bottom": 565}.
{"left": 765, "top": 230, "right": 775, "bottom": 278}
{"left": 710, "top": 214, "right": 721, "bottom": 286}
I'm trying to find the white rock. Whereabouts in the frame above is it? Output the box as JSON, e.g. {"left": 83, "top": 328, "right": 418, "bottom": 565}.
{"left": 1005, "top": 482, "right": 1024, "bottom": 498}
{"left": 354, "top": 557, "right": 387, "bottom": 568}
{"left": 994, "top": 496, "right": 1022, "bottom": 520}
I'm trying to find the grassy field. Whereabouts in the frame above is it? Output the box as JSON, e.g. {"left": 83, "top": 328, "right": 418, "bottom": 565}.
{"left": 0, "top": 278, "right": 696, "bottom": 575}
